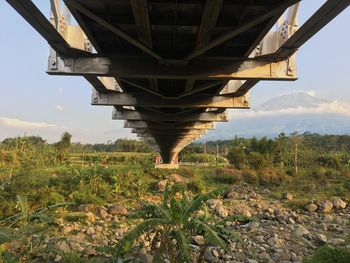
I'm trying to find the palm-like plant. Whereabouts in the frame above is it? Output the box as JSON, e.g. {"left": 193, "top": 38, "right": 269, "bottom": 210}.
{"left": 115, "top": 186, "right": 228, "bottom": 263}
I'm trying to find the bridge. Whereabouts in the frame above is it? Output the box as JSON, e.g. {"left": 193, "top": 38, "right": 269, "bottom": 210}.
{"left": 6, "top": 0, "right": 349, "bottom": 168}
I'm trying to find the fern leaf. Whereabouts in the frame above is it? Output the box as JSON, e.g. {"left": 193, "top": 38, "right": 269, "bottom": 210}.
{"left": 115, "top": 218, "right": 168, "bottom": 257}
{"left": 173, "top": 230, "right": 191, "bottom": 263}
{"left": 16, "top": 195, "right": 29, "bottom": 223}
{"left": 0, "top": 229, "right": 14, "bottom": 244}
{"left": 182, "top": 188, "right": 227, "bottom": 221}
{"left": 193, "top": 220, "right": 226, "bottom": 250}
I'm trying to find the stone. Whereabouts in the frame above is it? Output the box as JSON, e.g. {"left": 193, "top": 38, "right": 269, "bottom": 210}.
{"left": 318, "top": 200, "right": 333, "bottom": 213}
{"left": 62, "top": 226, "right": 73, "bottom": 234}
{"left": 169, "top": 173, "right": 187, "bottom": 183}
{"left": 273, "top": 251, "right": 292, "bottom": 261}
{"left": 216, "top": 206, "right": 229, "bottom": 217}
{"left": 139, "top": 253, "right": 153, "bottom": 263}
{"left": 99, "top": 209, "right": 109, "bottom": 219}
{"left": 212, "top": 249, "right": 219, "bottom": 258}
{"left": 193, "top": 235, "right": 205, "bottom": 246}
{"left": 207, "top": 199, "right": 223, "bottom": 209}
{"left": 332, "top": 197, "right": 347, "bottom": 209}
{"left": 322, "top": 214, "right": 334, "bottom": 222}
{"left": 305, "top": 203, "right": 318, "bottom": 212}
{"left": 86, "top": 227, "right": 95, "bottom": 235}
{"left": 86, "top": 212, "right": 95, "bottom": 222}
{"left": 109, "top": 204, "right": 128, "bottom": 216}
{"left": 246, "top": 259, "right": 258, "bottom": 263}
{"left": 204, "top": 249, "right": 216, "bottom": 262}
{"left": 283, "top": 193, "right": 293, "bottom": 200}
{"left": 84, "top": 246, "right": 97, "bottom": 256}
{"left": 316, "top": 233, "right": 327, "bottom": 243}
{"left": 78, "top": 204, "right": 94, "bottom": 213}
{"left": 328, "top": 238, "right": 345, "bottom": 246}
{"left": 54, "top": 255, "right": 62, "bottom": 262}
{"left": 56, "top": 241, "right": 71, "bottom": 253}
{"left": 157, "top": 179, "right": 169, "bottom": 192}
{"left": 292, "top": 225, "right": 310, "bottom": 237}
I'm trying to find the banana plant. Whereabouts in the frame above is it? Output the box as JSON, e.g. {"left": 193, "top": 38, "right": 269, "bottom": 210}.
{"left": 115, "top": 186, "right": 229, "bottom": 263}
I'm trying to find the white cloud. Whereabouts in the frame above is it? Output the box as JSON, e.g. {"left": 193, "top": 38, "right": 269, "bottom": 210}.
{"left": 56, "top": 105, "right": 64, "bottom": 111}
{"left": 0, "top": 117, "right": 57, "bottom": 129}
{"left": 58, "top": 88, "right": 64, "bottom": 93}
{"left": 230, "top": 100, "right": 350, "bottom": 120}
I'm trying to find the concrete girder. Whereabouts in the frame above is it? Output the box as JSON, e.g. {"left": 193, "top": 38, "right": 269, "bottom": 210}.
{"left": 113, "top": 108, "right": 228, "bottom": 122}
{"left": 91, "top": 90, "right": 249, "bottom": 109}
{"left": 47, "top": 55, "right": 297, "bottom": 81}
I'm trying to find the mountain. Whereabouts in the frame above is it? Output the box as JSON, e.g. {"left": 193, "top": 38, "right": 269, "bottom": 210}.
{"left": 256, "top": 92, "right": 329, "bottom": 111}
{"left": 202, "top": 92, "right": 350, "bottom": 141}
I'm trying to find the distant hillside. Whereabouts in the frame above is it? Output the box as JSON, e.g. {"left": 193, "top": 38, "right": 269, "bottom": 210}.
{"left": 202, "top": 92, "right": 350, "bottom": 140}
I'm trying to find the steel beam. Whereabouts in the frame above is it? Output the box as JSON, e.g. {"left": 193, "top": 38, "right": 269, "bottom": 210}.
{"left": 92, "top": 91, "right": 249, "bottom": 109}
{"left": 48, "top": 55, "right": 297, "bottom": 80}
{"left": 124, "top": 121, "right": 215, "bottom": 130}
{"left": 113, "top": 109, "right": 228, "bottom": 122}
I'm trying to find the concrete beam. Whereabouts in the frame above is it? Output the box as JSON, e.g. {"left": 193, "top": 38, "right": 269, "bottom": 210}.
{"left": 92, "top": 91, "right": 249, "bottom": 109}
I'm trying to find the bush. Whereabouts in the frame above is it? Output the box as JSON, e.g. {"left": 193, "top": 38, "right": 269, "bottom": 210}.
{"left": 242, "top": 170, "right": 258, "bottom": 185}
{"left": 64, "top": 212, "right": 88, "bottom": 223}
{"left": 257, "top": 168, "right": 281, "bottom": 186}
{"left": 247, "top": 152, "right": 266, "bottom": 169}
{"left": 187, "top": 177, "right": 205, "bottom": 193}
{"left": 303, "top": 245, "right": 350, "bottom": 263}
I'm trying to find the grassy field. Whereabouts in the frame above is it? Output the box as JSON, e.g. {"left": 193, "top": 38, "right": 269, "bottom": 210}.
{"left": 0, "top": 150, "right": 350, "bottom": 262}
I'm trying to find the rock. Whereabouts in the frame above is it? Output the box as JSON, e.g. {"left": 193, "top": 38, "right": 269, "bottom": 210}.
{"left": 84, "top": 246, "right": 97, "bottom": 256}
{"left": 78, "top": 204, "right": 94, "bottom": 213}
{"left": 332, "top": 197, "right": 347, "bottom": 209}
{"left": 273, "top": 251, "right": 291, "bottom": 261}
{"left": 322, "top": 214, "right": 334, "bottom": 222}
{"left": 292, "top": 225, "right": 310, "bottom": 237}
{"left": 99, "top": 209, "right": 109, "bottom": 219}
{"left": 212, "top": 249, "right": 219, "bottom": 258}
{"left": 267, "top": 237, "right": 284, "bottom": 246}
{"left": 169, "top": 173, "right": 187, "bottom": 183}
{"left": 86, "top": 212, "right": 95, "bottom": 222}
{"left": 246, "top": 259, "right": 258, "bottom": 263}
{"left": 193, "top": 235, "right": 205, "bottom": 246}
{"left": 207, "top": 199, "right": 223, "bottom": 209}
{"left": 139, "top": 253, "right": 153, "bottom": 263}
{"left": 316, "top": 233, "right": 327, "bottom": 243}
{"left": 305, "top": 203, "right": 318, "bottom": 212}
{"left": 109, "top": 204, "right": 128, "bottom": 216}
{"left": 157, "top": 179, "right": 168, "bottom": 192}
{"left": 86, "top": 226, "right": 95, "bottom": 235}
{"left": 318, "top": 200, "right": 333, "bottom": 213}
{"left": 328, "top": 238, "right": 345, "bottom": 246}
{"left": 56, "top": 241, "right": 71, "bottom": 253}
{"left": 216, "top": 206, "right": 229, "bottom": 217}
{"left": 62, "top": 226, "right": 73, "bottom": 234}
{"left": 204, "top": 249, "right": 216, "bottom": 262}
{"left": 283, "top": 192, "right": 293, "bottom": 200}
{"left": 54, "top": 255, "right": 62, "bottom": 262}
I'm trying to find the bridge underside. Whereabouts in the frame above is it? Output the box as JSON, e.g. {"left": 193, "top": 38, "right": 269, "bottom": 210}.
{"left": 6, "top": 0, "right": 349, "bottom": 165}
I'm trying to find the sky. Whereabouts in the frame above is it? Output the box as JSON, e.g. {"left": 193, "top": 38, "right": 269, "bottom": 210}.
{"left": 0, "top": 1, "right": 349, "bottom": 143}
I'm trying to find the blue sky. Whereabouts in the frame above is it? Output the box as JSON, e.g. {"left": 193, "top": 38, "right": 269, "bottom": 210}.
{"left": 0, "top": 1, "right": 349, "bottom": 143}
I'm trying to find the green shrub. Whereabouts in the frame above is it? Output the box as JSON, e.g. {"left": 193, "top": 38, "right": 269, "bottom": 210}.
{"left": 187, "top": 177, "right": 205, "bottom": 193}
{"left": 303, "top": 245, "right": 350, "bottom": 263}
{"left": 242, "top": 170, "right": 259, "bottom": 185}
{"left": 64, "top": 212, "right": 88, "bottom": 223}
{"left": 247, "top": 152, "right": 266, "bottom": 169}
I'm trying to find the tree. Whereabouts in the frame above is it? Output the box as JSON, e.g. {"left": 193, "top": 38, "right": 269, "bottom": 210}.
{"left": 55, "top": 132, "right": 72, "bottom": 151}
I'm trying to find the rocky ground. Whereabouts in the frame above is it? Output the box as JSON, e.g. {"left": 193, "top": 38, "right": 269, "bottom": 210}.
{"left": 43, "top": 183, "right": 349, "bottom": 263}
